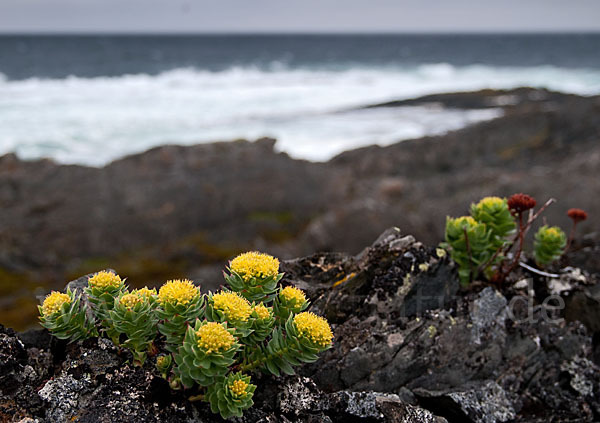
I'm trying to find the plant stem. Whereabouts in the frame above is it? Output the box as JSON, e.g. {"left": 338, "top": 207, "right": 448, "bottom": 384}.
{"left": 240, "top": 346, "right": 290, "bottom": 372}
{"left": 496, "top": 198, "right": 556, "bottom": 282}
{"left": 463, "top": 227, "right": 473, "bottom": 284}
{"left": 565, "top": 222, "right": 577, "bottom": 253}
{"left": 188, "top": 394, "right": 205, "bottom": 402}
{"left": 502, "top": 213, "right": 525, "bottom": 278}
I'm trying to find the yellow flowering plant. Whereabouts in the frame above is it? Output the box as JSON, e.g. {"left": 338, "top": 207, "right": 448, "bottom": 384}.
{"left": 173, "top": 252, "right": 332, "bottom": 418}
{"left": 84, "top": 270, "right": 126, "bottom": 344}
{"left": 37, "top": 251, "right": 333, "bottom": 419}
{"left": 156, "top": 354, "right": 173, "bottom": 379}
{"left": 155, "top": 279, "right": 205, "bottom": 353}
{"left": 534, "top": 225, "right": 566, "bottom": 267}
{"left": 246, "top": 304, "right": 275, "bottom": 344}
{"left": 38, "top": 288, "right": 97, "bottom": 342}
{"left": 274, "top": 285, "right": 309, "bottom": 320}
{"left": 225, "top": 251, "right": 282, "bottom": 302}
{"left": 205, "top": 372, "right": 256, "bottom": 419}
{"left": 204, "top": 290, "right": 253, "bottom": 337}
{"left": 109, "top": 289, "right": 159, "bottom": 365}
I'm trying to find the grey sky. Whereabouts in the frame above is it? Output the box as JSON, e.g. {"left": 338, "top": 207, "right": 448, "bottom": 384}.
{"left": 1, "top": 0, "right": 599, "bottom": 33}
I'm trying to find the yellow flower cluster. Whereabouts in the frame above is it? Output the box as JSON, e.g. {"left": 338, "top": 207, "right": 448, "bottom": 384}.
{"left": 156, "top": 355, "right": 169, "bottom": 367}
{"left": 456, "top": 216, "right": 477, "bottom": 227}
{"left": 119, "top": 293, "right": 142, "bottom": 310}
{"left": 42, "top": 291, "right": 71, "bottom": 315}
{"left": 133, "top": 287, "right": 156, "bottom": 300}
{"left": 196, "top": 322, "right": 235, "bottom": 354}
{"left": 478, "top": 196, "right": 504, "bottom": 208}
{"left": 229, "top": 379, "right": 249, "bottom": 397}
{"left": 293, "top": 312, "right": 333, "bottom": 348}
{"left": 158, "top": 279, "right": 198, "bottom": 307}
{"left": 543, "top": 226, "right": 561, "bottom": 238}
{"left": 212, "top": 291, "right": 252, "bottom": 322}
{"left": 280, "top": 286, "right": 306, "bottom": 305}
{"left": 88, "top": 271, "right": 122, "bottom": 290}
{"left": 230, "top": 252, "right": 280, "bottom": 282}
{"left": 253, "top": 304, "right": 271, "bottom": 320}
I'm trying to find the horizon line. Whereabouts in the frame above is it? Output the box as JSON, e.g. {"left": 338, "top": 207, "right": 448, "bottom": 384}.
{"left": 1, "top": 30, "right": 600, "bottom": 36}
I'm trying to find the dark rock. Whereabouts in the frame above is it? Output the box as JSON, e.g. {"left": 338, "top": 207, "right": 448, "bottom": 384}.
{"left": 360, "top": 87, "right": 582, "bottom": 110}
{"left": 2, "top": 229, "right": 600, "bottom": 422}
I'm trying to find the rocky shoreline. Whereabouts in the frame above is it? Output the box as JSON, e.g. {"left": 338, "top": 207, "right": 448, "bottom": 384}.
{"left": 1, "top": 87, "right": 599, "bottom": 330}
{"left": 1, "top": 228, "right": 599, "bottom": 422}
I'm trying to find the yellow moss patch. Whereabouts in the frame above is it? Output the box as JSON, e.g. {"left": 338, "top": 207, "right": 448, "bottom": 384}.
{"left": 332, "top": 272, "right": 356, "bottom": 288}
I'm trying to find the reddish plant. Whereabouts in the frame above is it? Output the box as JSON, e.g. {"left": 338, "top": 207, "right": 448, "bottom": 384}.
{"left": 567, "top": 208, "right": 588, "bottom": 223}
{"left": 566, "top": 208, "right": 588, "bottom": 251}
{"left": 491, "top": 194, "right": 555, "bottom": 283}
{"left": 507, "top": 193, "right": 537, "bottom": 214}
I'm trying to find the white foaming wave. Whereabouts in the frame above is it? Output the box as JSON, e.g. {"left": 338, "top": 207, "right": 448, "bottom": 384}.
{"left": 0, "top": 63, "right": 599, "bottom": 165}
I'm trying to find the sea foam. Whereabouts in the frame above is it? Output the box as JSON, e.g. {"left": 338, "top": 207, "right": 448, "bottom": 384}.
{"left": 1, "top": 63, "right": 599, "bottom": 165}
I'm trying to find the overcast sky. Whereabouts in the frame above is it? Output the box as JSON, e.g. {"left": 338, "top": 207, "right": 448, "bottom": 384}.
{"left": 1, "top": 0, "right": 599, "bottom": 34}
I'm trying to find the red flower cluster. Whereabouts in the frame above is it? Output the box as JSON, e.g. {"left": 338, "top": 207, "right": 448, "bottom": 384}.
{"left": 507, "top": 193, "right": 536, "bottom": 214}
{"left": 567, "top": 208, "right": 588, "bottom": 223}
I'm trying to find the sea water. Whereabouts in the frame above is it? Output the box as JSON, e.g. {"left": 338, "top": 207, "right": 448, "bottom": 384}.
{"left": 1, "top": 34, "right": 599, "bottom": 165}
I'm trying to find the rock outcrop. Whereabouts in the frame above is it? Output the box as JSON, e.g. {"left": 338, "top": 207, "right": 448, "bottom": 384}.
{"left": 1, "top": 228, "right": 598, "bottom": 422}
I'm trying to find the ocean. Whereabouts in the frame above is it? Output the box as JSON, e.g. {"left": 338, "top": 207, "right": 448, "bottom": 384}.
{"left": 1, "top": 34, "right": 599, "bottom": 165}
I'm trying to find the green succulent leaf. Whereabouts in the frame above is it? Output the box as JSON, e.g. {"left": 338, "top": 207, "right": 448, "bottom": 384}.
{"left": 109, "top": 292, "right": 159, "bottom": 365}
{"left": 470, "top": 196, "right": 516, "bottom": 247}
{"left": 156, "top": 294, "right": 205, "bottom": 353}
{"left": 205, "top": 372, "right": 256, "bottom": 420}
{"left": 173, "top": 319, "right": 240, "bottom": 388}
{"left": 534, "top": 225, "right": 566, "bottom": 267}
{"left": 444, "top": 216, "right": 497, "bottom": 285}
{"left": 38, "top": 288, "right": 97, "bottom": 342}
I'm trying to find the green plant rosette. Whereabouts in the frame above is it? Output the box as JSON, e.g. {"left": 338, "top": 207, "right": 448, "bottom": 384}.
{"left": 534, "top": 225, "right": 567, "bottom": 267}
{"left": 156, "top": 294, "right": 205, "bottom": 353}
{"left": 273, "top": 288, "right": 309, "bottom": 322}
{"left": 156, "top": 354, "right": 173, "bottom": 379}
{"left": 224, "top": 269, "right": 282, "bottom": 303}
{"left": 244, "top": 306, "right": 275, "bottom": 344}
{"left": 243, "top": 315, "right": 327, "bottom": 377}
{"left": 470, "top": 197, "right": 516, "bottom": 246}
{"left": 84, "top": 279, "right": 127, "bottom": 344}
{"left": 173, "top": 319, "right": 240, "bottom": 388}
{"left": 109, "top": 293, "right": 158, "bottom": 365}
{"left": 38, "top": 288, "right": 97, "bottom": 342}
{"left": 205, "top": 372, "right": 256, "bottom": 419}
{"left": 444, "top": 216, "right": 495, "bottom": 285}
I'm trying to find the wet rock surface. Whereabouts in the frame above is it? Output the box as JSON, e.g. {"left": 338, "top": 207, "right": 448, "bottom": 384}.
{"left": 2, "top": 228, "right": 599, "bottom": 422}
